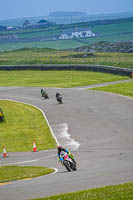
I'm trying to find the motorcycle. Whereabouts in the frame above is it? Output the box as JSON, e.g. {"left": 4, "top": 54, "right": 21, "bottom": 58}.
{"left": 56, "top": 95, "right": 63, "bottom": 104}
{"left": 60, "top": 151, "right": 76, "bottom": 172}
{"left": 41, "top": 89, "right": 49, "bottom": 99}
{"left": 0, "top": 108, "right": 4, "bottom": 122}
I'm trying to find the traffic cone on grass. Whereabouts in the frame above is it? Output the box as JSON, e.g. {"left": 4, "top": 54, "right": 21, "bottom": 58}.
{"left": 3, "top": 146, "right": 7, "bottom": 158}
{"left": 33, "top": 141, "right": 37, "bottom": 152}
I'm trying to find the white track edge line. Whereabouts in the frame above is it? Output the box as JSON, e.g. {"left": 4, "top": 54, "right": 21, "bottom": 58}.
{"left": 0, "top": 98, "right": 59, "bottom": 146}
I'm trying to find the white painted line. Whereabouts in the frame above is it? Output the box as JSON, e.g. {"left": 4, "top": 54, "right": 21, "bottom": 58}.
{"left": 0, "top": 98, "right": 59, "bottom": 146}
{"left": 34, "top": 167, "right": 58, "bottom": 179}
{"left": 0, "top": 87, "right": 24, "bottom": 91}
{"left": 50, "top": 167, "right": 58, "bottom": 175}
{"left": 12, "top": 159, "right": 39, "bottom": 165}
{"left": 44, "top": 154, "right": 56, "bottom": 158}
{"left": 0, "top": 159, "right": 38, "bottom": 166}
{"left": 90, "top": 90, "right": 133, "bottom": 102}
{"left": 0, "top": 95, "right": 39, "bottom": 101}
{"left": 72, "top": 79, "right": 133, "bottom": 90}
{"left": 1, "top": 154, "right": 56, "bottom": 166}
{"left": 38, "top": 106, "right": 60, "bottom": 146}
{"left": 53, "top": 123, "right": 80, "bottom": 151}
{"left": 0, "top": 167, "right": 59, "bottom": 186}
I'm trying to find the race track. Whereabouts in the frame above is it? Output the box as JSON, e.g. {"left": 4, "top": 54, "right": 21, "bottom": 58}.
{"left": 0, "top": 86, "right": 133, "bottom": 200}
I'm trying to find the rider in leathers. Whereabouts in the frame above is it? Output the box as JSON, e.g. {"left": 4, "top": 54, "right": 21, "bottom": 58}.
{"left": 57, "top": 146, "right": 76, "bottom": 164}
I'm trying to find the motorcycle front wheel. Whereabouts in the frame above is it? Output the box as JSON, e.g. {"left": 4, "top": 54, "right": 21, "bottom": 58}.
{"left": 63, "top": 161, "right": 71, "bottom": 172}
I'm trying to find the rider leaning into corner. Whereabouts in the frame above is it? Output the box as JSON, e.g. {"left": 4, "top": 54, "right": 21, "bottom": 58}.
{"left": 41, "top": 89, "right": 46, "bottom": 96}
{"left": 56, "top": 92, "right": 61, "bottom": 98}
{"left": 57, "top": 146, "right": 76, "bottom": 164}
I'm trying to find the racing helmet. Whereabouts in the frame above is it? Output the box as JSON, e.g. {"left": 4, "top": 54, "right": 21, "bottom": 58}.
{"left": 57, "top": 146, "right": 62, "bottom": 150}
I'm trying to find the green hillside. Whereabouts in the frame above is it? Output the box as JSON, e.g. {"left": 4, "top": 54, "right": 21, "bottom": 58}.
{"left": 0, "top": 40, "right": 84, "bottom": 52}
{"left": 0, "top": 17, "right": 133, "bottom": 51}
{"left": 92, "top": 21, "right": 133, "bottom": 34}
{"left": 0, "top": 11, "right": 133, "bottom": 26}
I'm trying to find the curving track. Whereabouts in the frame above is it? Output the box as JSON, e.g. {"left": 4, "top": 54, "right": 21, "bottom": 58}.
{"left": 0, "top": 86, "right": 133, "bottom": 200}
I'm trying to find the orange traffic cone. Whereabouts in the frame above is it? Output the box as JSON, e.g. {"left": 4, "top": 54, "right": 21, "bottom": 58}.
{"left": 3, "top": 146, "right": 7, "bottom": 157}
{"left": 33, "top": 141, "right": 37, "bottom": 152}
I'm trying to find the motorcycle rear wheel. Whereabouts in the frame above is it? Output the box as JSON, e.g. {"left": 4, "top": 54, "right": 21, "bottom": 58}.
{"left": 71, "top": 162, "right": 76, "bottom": 171}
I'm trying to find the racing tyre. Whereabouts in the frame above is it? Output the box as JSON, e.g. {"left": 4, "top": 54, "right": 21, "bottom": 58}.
{"left": 64, "top": 161, "right": 71, "bottom": 172}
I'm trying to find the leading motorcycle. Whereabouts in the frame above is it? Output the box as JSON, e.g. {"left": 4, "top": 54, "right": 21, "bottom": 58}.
{"left": 60, "top": 151, "right": 76, "bottom": 172}
{"left": 56, "top": 95, "right": 63, "bottom": 104}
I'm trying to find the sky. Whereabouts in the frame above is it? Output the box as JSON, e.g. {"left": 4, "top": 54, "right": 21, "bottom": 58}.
{"left": 0, "top": 0, "right": 133, "bottom": 20}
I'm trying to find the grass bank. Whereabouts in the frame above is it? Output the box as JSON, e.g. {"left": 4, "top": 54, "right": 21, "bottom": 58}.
{"left": 0, "top": 166, "right": 54, "bottom": 183}
{"left": 0, "top": 100, "right": 56, "bottom": 152}
{"left": 90, "top": 81, "right": 133, "bottom": 99}
{"left": 0, "top": 70, "right": 130, "bottom": 87}
{"left": 0, "top": 49, "right": 133, "bottom": 69}
{"left": 33, "top": 182, "right": 133, "bottom": 200}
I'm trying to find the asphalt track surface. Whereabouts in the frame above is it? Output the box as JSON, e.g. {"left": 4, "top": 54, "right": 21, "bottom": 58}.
{"left": 0, "top": 86, "right": 133, "bottom": 200}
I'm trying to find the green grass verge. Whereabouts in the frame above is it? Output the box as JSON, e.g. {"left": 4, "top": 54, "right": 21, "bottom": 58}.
{"left": 33, "top": 182, "right": 133, "bottom": 200}
{"left": 90, "top": 81, "right": 133, "bottom": 99}
{"left": 0, "top": 100, "right": 56, "bottom": 152}
{"left": 0, "top": 166, "right": 54, "bottom": 183}
{"left": 0, "top": 70, "right": 130, "bottom": 88}
{"left": 0, "top": 49, "right": 133, "bottom": 69}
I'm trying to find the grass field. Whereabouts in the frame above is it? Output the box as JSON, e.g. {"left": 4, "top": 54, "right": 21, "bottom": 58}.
{"left": 0, "top": 100, "right": 56, "bottom": 152}
{"left": 5, "top": 21, "right": 133, "bottom": 40}
{"left": 0, "top": 49, "right": 133, "bottom": 69}
{"left": 90, "top": 81, "right": 133, "bottom": 98}
{"left": 0, "top": 166, "right": 54, "bottom": 183}
{"left": 0, "top": 17, "right": 133, "bottom": 51}
{"left": 0, "top": 40, "right": 84, "bottom": 52}
{"left": 81, "top": 32, "right": 133, "bottom": 44}
{"left": 33, "top": 182, "right": 133, "bottom": 200}
{"left": 92, "top": 21, "right": 133, "bottom": 35}
{"left": 0, "top": 70, "right": 130, "bottom": 87}
{"left": 0, "top": 32, "right": 133, "bottom": 51}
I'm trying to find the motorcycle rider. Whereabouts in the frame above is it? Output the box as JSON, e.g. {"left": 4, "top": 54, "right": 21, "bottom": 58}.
{"left": 0, "top": 108, "right": 4, "bottom": 122}
{"left": 41, "top": 89, "right": 49, "bottom": 99}
{"left": 56, "top": 92, "right": 62, "bottom": 103}
{"left": 57, "top": 146, "right": 76, "bottom": 164}
{"left": 56, "top": 92, "right": 61, "bottom": 98}
{"left": 41, "top": 89, "right": 45, "bottom": 96}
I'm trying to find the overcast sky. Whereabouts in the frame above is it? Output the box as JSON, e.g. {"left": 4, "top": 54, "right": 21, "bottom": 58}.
{"left": 0, "top": 0, "right": 133, "bottom": 20}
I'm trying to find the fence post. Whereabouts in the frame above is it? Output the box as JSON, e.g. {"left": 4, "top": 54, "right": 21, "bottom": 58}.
{"left": 50, "top": 56, "right": 52, "bottom": 64}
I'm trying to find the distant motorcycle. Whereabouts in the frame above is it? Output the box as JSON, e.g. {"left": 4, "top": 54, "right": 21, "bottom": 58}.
{"left": 41, "top": 89, "right": 49, "bottom": 99}
{"left": 0, "top": 108, "right": 4, "bottom": 122}
{"left": 56, "top": 93, "right": 63, "bottom": 104}
{"left": 60, "top": 151, "right": 76, "bottom": 172}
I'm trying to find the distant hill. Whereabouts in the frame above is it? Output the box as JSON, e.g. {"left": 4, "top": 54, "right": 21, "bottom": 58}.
{"left": 49, "top": 11, "right": 87, "bottom": 17}
{"left": 0, "top": 10, "right": 133, "bottom": 27}
{"left": 59, "top": 16, "right": 133, "bottom": 29}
